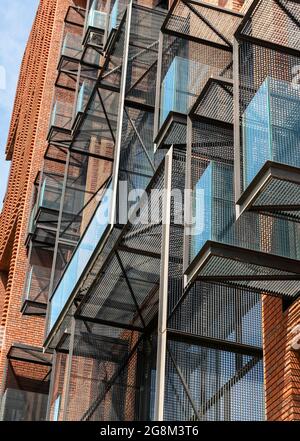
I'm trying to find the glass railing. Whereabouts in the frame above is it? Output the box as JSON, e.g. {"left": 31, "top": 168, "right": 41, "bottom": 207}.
{"left": 27, "top": 205, "right": 37, "bottom": 235}
{"left": 242, "top": 76, "right": 300, "bottom": 189}
{"left": 61, "top": 33, "right": 82, "bottom": 60}
{"left": 108, "top": 0, "right": 127, "bottom": 35}
{"left": 23, "top": 265, "right": 50, "bottom": 306}
{"left": 48, "top": 184, "right": 112, "bottom": 333}
{"left": 75, "top": 82, "right": 91, "bottom": 115}
{"left": 50, "top": 101, "right": 73, "bottom": 131}
{"left": 190, "top": 161, "right": 300, "bottom": 264}
{"left": 38, "top": 175, "right": 63, "bottom": 213}
{"left": 160, "top": 56, "right": 202, "bottom": 128}
{"left": 191, "top": 161, "right": 234, "bottom": 262}
{"left": 87, "top": 2, "right": 107, "bottom": 31}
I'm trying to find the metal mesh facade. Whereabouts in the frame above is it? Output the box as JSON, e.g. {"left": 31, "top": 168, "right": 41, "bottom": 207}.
{"left": 236, "top": 0, "right": 300, "bottom": 216}
{"left": 164, "top": 339, "right": 264, "bottom": 421}
{"left": 16, "top": 0, "right": 299, "bottom": 422}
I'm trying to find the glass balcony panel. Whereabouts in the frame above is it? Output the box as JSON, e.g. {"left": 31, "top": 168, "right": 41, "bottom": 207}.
{"left": 48, "top": 185, "right": 112, "bottom": 333}
{"left": 61, "top": 33, "right": 82, "bottom": 60}
{"left": 87, "top": 4, "right": 107, "bottom": 31}
{"left": 22, "top": 243, "right": 53, "bottom": 314}
{"left": 50, "top": 101, "right": 73, "bottom": 131}
{"left": 108, "top": 0, "right": 127, "bottom": 35}
{"left": 59, "top": 148, "right": 113, "bottom": 243}
{"left": 38, "top": 175, "right": 63, "bottom": 213}
{"left": 243, "top": 76, "right": 300, "bottom": 189}
{"left": 75, "top": 81, "right": 92, "bottom": 115}
{"left": 191, "top": 162, "right": 234, "bottom": 263}
{"left": 191, "top": 161, "right": 300, "bottom": 264}
{"left": 23, "top": 265, "right": 50, "bottom": 306}
{"left": 160, "top": 56, "right": 203, "bottom": 128}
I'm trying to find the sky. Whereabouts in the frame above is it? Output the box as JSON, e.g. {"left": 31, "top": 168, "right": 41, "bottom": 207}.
{"left": 0, "top": 0, "right": 39, "bottom": 209}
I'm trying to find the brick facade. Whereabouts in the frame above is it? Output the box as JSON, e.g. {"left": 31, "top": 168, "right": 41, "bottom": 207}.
{"left": 0, "top": 0, "right": 299, "bottom": 422}
{"left": 0, "top": 0, "right": 74, "bottom": 390}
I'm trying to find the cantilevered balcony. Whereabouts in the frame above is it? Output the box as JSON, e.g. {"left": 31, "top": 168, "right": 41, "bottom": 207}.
{"left": 154, "top": 0, "right": 242, "bottom": 149}
{"left": 235, "top": 0, "right": 300, "bottom": 217}
{"left": 47, "top": 101, "right": 73, "bottom": 145}
{"left": 56, "top": 5, "right": 85, "bottom": 91}
{"left": 44, "top": 3, "right": 167, "bottom": 351}
{"left": 82, "top": 0, "right": 107, "bottom": 66}
{"left": 0, "top": 345, "right": 51, "bottom": 421}
{"left": 21, "top": 242, "right": 53, "bottom": 317}
{"left": 21, "top": 265, "right": 50, "bottom": 316}
{"left": 26, "top": 182, "right": 58, "bottom": 249}
{"left": 155, "top": 56, "right": 197, "bottom": 148}
{"left": 237, "top": 77, "right": 300, "bottom": 216}
{"left": 34, "top": 173, "right": 64, "bottom": 228}
{"left": 56, "top": 33, "right": 82, "bottom": 92}
{"left": 185, "top": 161, "right": 300, "bottom": 301}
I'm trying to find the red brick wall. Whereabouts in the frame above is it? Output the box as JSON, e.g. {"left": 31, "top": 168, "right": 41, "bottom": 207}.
{"left": 0, "top": 0, "right": 77, "bottom": 388}
{"left": 263, "top": 296, "right": 300, "bottom": 420}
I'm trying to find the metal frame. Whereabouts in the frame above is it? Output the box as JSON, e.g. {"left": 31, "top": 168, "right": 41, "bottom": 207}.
{"left": 234, "top": 0, "right": 300, "bottom": 214}
{"left": 153, "top": 0, "right": 241, "bottom": 150}
{"left": 184, "top": 240, "right": 300, "bottom": 298}
{"left": 237, "top": 161, "right": 300, "bottom": 215}
{"left": 154, "top": 146, "right": 173, "bottom": 421}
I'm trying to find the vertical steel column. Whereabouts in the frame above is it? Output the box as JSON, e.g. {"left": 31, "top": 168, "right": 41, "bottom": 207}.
{"left": 183, "top": 116, "right": 193, "bottom": 280}
{"left": 109, "top": 0, "right": 133, "bottom": 226}
{"left": 62, "top": 317, "right": 76, "bottom": 421}
{"left": 153, "top": 31, "right": 163, "bottom": 150}
{"left": 45, "top": 349, "right": 58, "bottom": 421}
{"left": 233, "top": 36, "right": 241, "bottom": 218}
{"left": 154, "top": 146, "right": 173, "bottom": 421}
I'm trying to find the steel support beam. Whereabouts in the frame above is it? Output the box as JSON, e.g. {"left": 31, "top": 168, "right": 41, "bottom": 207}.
{"left": 154, "top": 147, "right": 173, "bottom": 421}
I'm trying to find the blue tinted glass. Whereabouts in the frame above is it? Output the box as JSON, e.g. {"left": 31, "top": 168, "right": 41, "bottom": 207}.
{"left": 48, "top": 187, "right": 111, "bottom": 332}
{"left": 160, "top": 57, "right": 189, "bottom": 127}
{"left": 191, "top": 163, "right": 212, "bottom": 261}
{"left": 243, "top": 78, "right": 271, "bottom": 188}
{"left": 88, "top": 0, "right": 107, "bottom": 29}
{"left": 243, "top": 76, "right": 300, "bottom": 189}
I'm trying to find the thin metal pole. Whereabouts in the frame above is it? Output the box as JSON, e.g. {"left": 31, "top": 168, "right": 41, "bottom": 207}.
{"left": 154, "top": 146, "right": 173, "bottom": 421}
{"left": 62, "top": 317, "right": 76, "bottom": 421}
{"left": 183, "top": 116, "right": 193, "bottom": 278}
{"left": 153, "top": 32, "right": 163, "bottom": 149}
{"left": 233, "top": 37, "right": 241, "bottom": 218}
{"left": 45, "top": 349, "right": 58, "bottom": 421}
{"left": 109, "top": 1, "right": 133, "bottom": 226}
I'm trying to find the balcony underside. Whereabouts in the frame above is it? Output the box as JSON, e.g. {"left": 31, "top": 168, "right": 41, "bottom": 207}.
{"left": 162, "top": 0, "right": 242, "bottom": 50}
{"left": 21, "top": 299, "right": 47, "bottom": 317}
{"left": 185, "top": 241, "right": 300, "bottom": 299}
{"left": 154, "top": 112, "right": 186, "bottom": 149}
{"left": 237, "top": 161, "right": 300, "bottom": 220}
{"left": 236, "top": 0, "right": 300, "bottom": 56}
{"left": 190, "top": 76, "right": 233, "bottom": 126}
{"left": 47, "top": 126, "right": 72, "bottom": 146}
{"left": 7, "top": 344, "right": 52, "bottom": 366}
